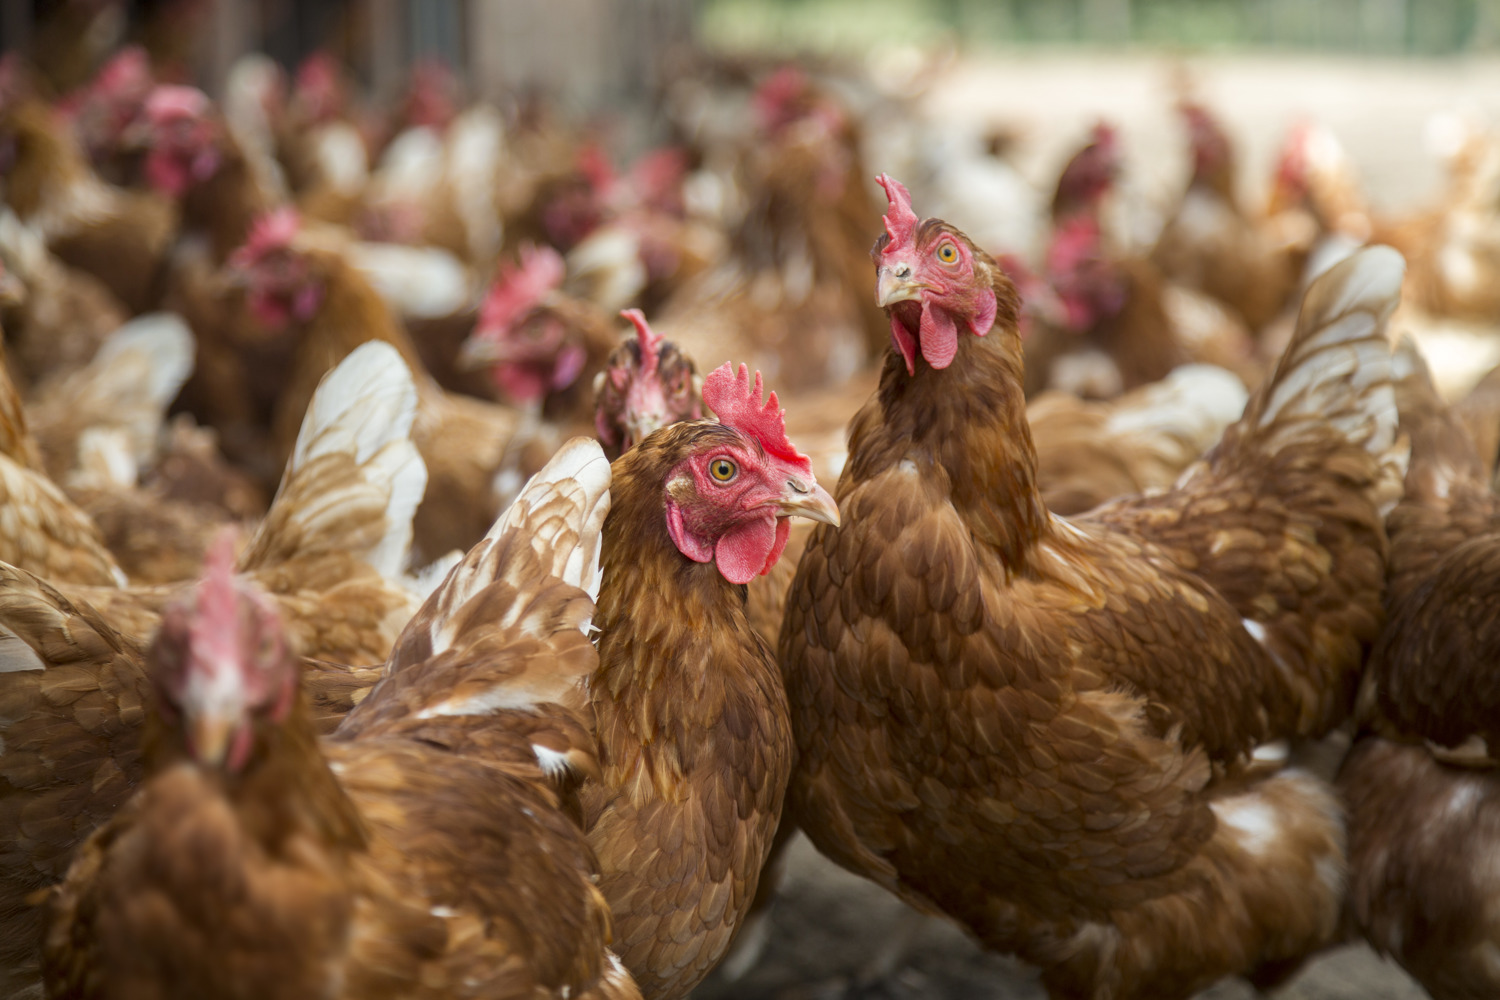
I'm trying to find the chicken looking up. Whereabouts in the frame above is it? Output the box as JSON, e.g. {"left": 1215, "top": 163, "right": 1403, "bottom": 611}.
{"left": 592, "top": 308, "right": 704, "bottom": 459}
{"left": 46, "top": 441, "right": 640, "bottom": 1000}
{"left": 459, "top": 244, "right": 618, "bottom": 422}
{"left": 585, "top": 361, "right": 839, "bottom": 999}
{"left": 1150, "top": 101, "right": 1315, "bottom": 334}
{"left": 1050, "top": 121, "right": 1120, "bottom": 225}
{"left": 781, "top": 176, "right": 1407, "bottom": 999}
{"left": 1339, "top": 345, "right": 1500, "bottom": 1000}
{"left": 0, "top": 91, "right": 176, "bottom": 314}
{"left": 0, "top": 341, "right": 430, "bottom": 996}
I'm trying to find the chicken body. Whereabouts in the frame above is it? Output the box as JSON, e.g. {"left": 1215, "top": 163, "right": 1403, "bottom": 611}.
{"left": 0, "top": 344, "right": 426, "bottom": 993}
{"left": 1338, "top": 347, "right": 1500, "bottom": 1000}
{"left": 45, "top": 440, "right": 639, "bottom": 1000}
{"left": 0, "top": 99, "right": 176, "bottom": 315}
{"left": 781, "top": 186, "right": 1406, "bottom": 999}
{"left": 583, "top": 414, "right": 837, "bottom": 999}
{"left": 1150, "top": 104, "right": 1313, "bottom": 334}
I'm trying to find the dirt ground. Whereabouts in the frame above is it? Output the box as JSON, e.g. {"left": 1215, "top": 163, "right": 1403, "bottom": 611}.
{"left": 696, "top": 51, "right": 1458, "bottom": 1000}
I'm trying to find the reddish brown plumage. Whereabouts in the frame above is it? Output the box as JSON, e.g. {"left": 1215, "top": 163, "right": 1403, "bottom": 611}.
{"left": 1338, "top": 347, "right": 1500, "bottom": 1000}
{"left": 0, "top": 345, "right": 425, "bottom": 994}
{"left": 43, "top": 439, "right": 638, "bottom": 1000}
{"left": 780, "top": 190, "right": 1406, "bottom": 998}
{"left": 0, "top": 98, "right": 177, "bottom": 315}
{"left": 584, "top": 419, "right": 801, "bottom": 999}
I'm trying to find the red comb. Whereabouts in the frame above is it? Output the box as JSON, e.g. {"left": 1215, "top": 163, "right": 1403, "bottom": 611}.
{"left": 702, "top": 363, "right": 810, "bottom": 473}
{"left": 876, "top": 174, "right": 918, "bottom": 253}
{"left": 620, "top": 309, "right": 663, "bottom": 377}
{"left": 752, "top": 66, "right": 808, "bottom": 132}
{"left": 145, "top": 84, "right": 210, "bottom": 123}
{"left": 94, "top": 46, "right": 151, "bottom": 95}
{"left": 478, "top": 245, "right": 565, "bottom": 334}
{"left": 234, "top": 207, "right": 301, "bottom": 265}
{"left": 188, "top": 527, "right": 241, "bottom": 677}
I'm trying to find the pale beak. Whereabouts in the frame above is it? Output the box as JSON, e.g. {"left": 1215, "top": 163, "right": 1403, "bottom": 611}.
{"left": 457, "top": 334, "right": 506, "bottom": 370}
{"left": 189, "top": 710, "right": 235, "bottom": 769}
{"left": 119, "top": 120, "right": 153, "bottom": 151}
{"left": 623, "top": 411, "right": 666, "bottom": 449}
{"left": 876, "top": 264, "right": 925, "bottom": 308}
{"left": 776, "top": 477, "right": 840, "bottom": 527}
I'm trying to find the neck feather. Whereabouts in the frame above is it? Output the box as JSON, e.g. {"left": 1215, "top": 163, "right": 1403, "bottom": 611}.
{"left": 591, "top": 444, "right": 768, "bottom": 798}
{"left": 856, "top": 271, "right": 1049, "bottom": 570}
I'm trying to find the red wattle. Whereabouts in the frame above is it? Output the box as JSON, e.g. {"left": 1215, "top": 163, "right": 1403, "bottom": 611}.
{"left": 713, "top": 511, "right": 779, "bottom": 585}
{"left": 919, "top": 302, "right": 958, "bottom": 370}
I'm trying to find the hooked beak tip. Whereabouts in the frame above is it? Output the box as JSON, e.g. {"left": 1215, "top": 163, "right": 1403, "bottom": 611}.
{"left": 189, "top": 713, "right": 234, "bottom": 769}
{"left": 876, "top": 268, "right": 924, "bottom": 309}
{"left": 778, "top": 480, "right": 841, "bottom": 527}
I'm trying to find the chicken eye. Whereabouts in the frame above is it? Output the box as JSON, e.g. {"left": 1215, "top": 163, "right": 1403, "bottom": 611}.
{"left": 937, "top": 242, "right": 958, "bottom": 264}
{"left": 709, "top": 458, "right": 738, "bottom": 483}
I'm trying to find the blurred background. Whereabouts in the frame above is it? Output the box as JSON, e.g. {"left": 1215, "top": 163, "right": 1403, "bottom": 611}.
{"left": 1, "top": 3, "right": 1490, "bottom": 998}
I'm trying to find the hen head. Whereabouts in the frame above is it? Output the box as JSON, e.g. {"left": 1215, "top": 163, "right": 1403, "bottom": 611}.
{"left": 293, "top": 51, "right": 346, "bottom": 125}
{"left": 1043, "top": 214, "right": 1127, "bottom": 333}
{"left": 65, "top": 46, "right": 154, "bottom": 165}
{"left": 402, "top": 58, "right": 459, "bottom": 132}
{"left": 140, "top": 84, "right": 222, "bottom": 197}
{"left": 1051, "top": 121, "right": 1120, "bottom": 221}
{"left": 1180, "top": 101, "right": 1233, "bottom": 190}
{"left": 594, "top": 308, "right": 702, "bottom": 458}
{"left": 639, "top": 363, "right": 839, "bottom": 585}
{"left": 229, "top": 208, "right": 323, "bottom": 328}
{"left": 871, "top": 174, "right": 1006, "bottom": 374}
{"left": 151, "top": 529, "right": 297, "bottom": 775}
{"left": 460, "top": 245, "right": 577, "bottom": 405}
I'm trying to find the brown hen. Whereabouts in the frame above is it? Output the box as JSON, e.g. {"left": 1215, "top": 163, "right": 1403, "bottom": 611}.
{"left": 0, "top": 342, "right": 427, "bottom": 995}
{"left": 1339, "top": 343, "right": 1500, "bottom": 1000}
{"left": 44, "top": 439, "right": 639, "bottom": 1000}
{"left": 781, "top": 177, "right": 1407, "bottom": 999}
{"left": 585, "top": 362, "right": 839, "bottom": 999}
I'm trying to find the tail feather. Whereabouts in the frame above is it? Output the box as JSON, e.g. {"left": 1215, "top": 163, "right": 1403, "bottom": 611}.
{"left": 388, "top": 436, "right": 610, "bottom": 676}
{"left": 30, "top": 313, "right": 195, "bottom": 488}
{"left": 340, "top": 439, "right": 610, "bottom": 784}
{"left": 239, "top": 341, "right": 427, "bottom": 581}
{"left": 1222, "top": 245, "right": 1408, "bottom": 515}
{"left": 1392, "top": 337, "right": 1486, "bottom": 504}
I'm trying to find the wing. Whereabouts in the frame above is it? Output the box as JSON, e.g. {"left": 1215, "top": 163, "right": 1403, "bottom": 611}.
{"left": 0, "top": 565, "right": 149, "bottom": 992}
{"left": 341, "top": 436, "right": 610, "bottom": 798}
{"left": 1092, "top": 246, "right": 1407, "bottom": 737}
{"left": 241, "top": 340, "right": 428, "bottom": 668}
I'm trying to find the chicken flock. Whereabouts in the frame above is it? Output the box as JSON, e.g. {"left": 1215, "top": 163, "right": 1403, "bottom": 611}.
{"left": 1, "top": 30, "right": 1499, "bottom": 1000}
